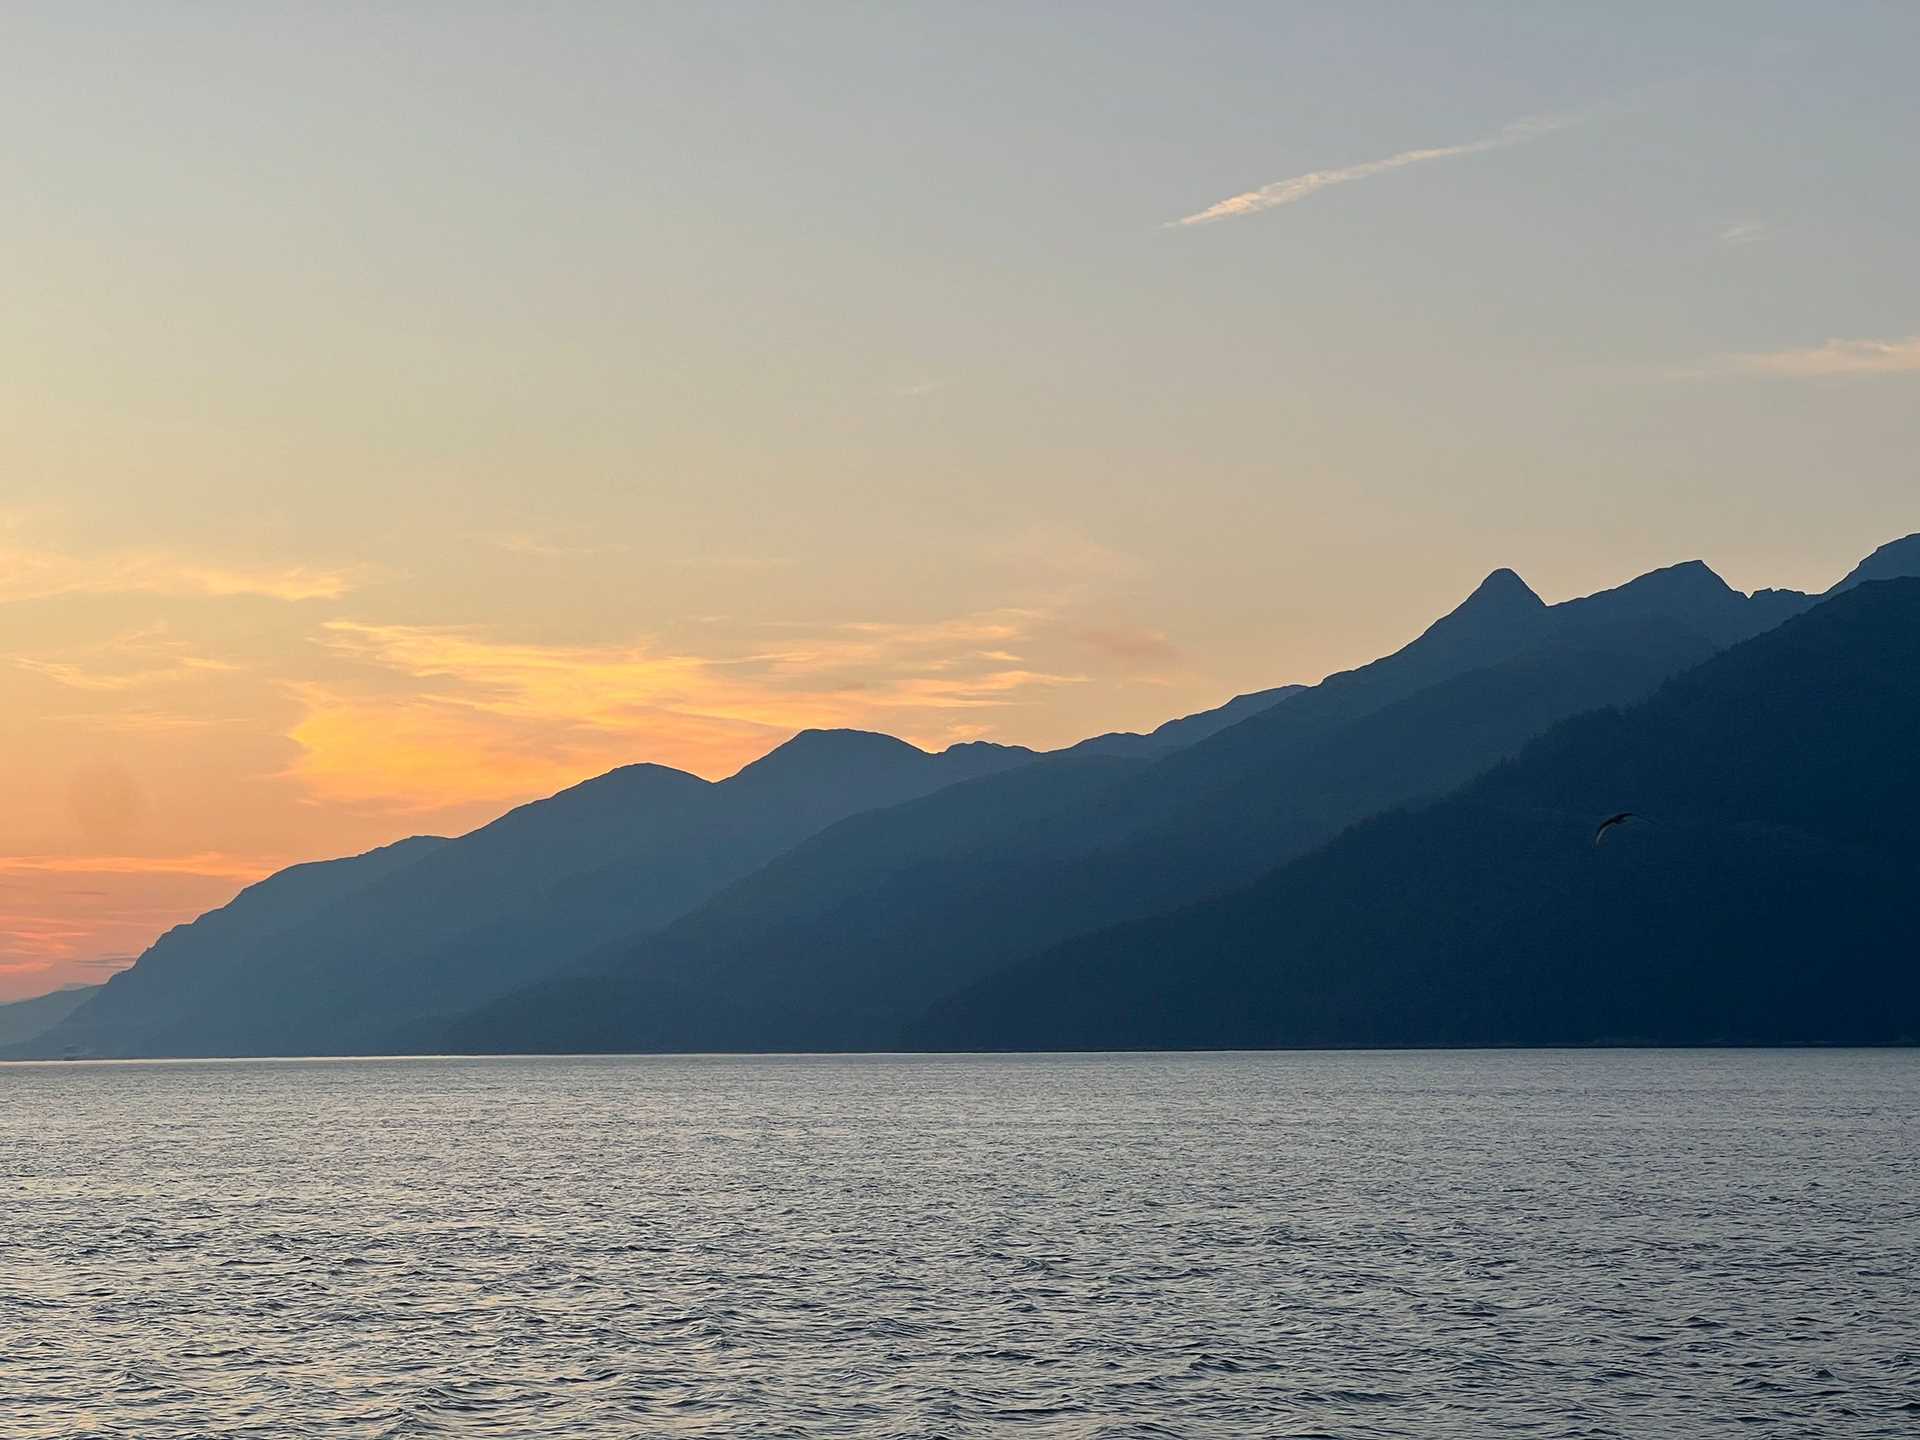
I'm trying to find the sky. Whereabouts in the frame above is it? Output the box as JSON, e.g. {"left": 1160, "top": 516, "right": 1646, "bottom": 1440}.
{"left": 3, "top": 2, "right": 1917, "bottom": 999}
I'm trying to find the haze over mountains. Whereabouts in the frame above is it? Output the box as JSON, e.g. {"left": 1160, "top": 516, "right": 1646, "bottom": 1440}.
{"left": 28, "top": 734, "right": 1035, "bottom": 1056}
{"left": 13, "top": 534, "right": 1919, "bottom": 1059}
{"left": 0, "top": 984, "right": 99, "bottom": 1049}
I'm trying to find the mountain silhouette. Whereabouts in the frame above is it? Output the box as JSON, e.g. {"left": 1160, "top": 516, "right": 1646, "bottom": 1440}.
{"left": 0, "top": 983, "right": 102, "bottom": 1049}
{"left": 39, "top": 834, "right": 448, "bottom": 1054}
{"left": 28, "top": 684, "right": 1303, "bottom": 1058}
{"left": 1385, "top": 566, "right": 1550, "bottom": 675}
{"left": 1553, "top": 560, "right": 1807, "bottom": 644}
{"left": 446, "top": 550, "right": 1839, "bottom": 1054}
{"left": 1830, "top": 531, "right": 1920, "bottom": 593}
{"left": 28, "top": 534, "right": 1918, "bottom": 1059}
{"left": 27, "top": 731, "right": 1035, "bottom": 1057}
{"left": 918, "top": 579, "right": 1920, "bottom": 1050}
{"left": 1063, "top": 685, "right": 1304, "bottom": 757}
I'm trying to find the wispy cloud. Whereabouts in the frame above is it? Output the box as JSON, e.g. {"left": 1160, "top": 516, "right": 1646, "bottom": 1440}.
{"left": 0, "top": 853, "right": 278, "bottom": 880}
{"left": 0, "top": 853, "right": 279, "bottom": 996}
{"left": 743, "top": 612, "right": 1039, "bottom": 676}
{"left": 1172, "top": 113, "right": 1573, "bottom": 227}
{"left": 70, "top": 954, "right": 142, "bottom": 971}
{"left": 1691, "top": 335, "right": 1920, "bottom": 379}
{"left": 0, "top": 545, "right": 367, "bottom": 604}
{"left": 287, "top": 611, "right": 1083, "bottom": 810}
{"left": 59, "top": 709, "right": 250, "bottom": 735}
{"left": 1717, "top": 219, "right": 1768, "bottom": 246}
{"left": 12, "top": 623, "right": 243, "bottom": 694}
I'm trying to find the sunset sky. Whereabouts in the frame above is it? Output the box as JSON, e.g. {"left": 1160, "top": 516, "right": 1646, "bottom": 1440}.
{"left": 4, "top": 3, "right": 1917, "bottom": 999}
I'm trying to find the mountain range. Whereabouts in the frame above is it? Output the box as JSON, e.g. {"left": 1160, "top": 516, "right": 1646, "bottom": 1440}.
{"left": 920, "top": 577, "right": 1920, "bottom": 1049}
{"left": 11, "top": 532, "right": 1918, "bottom": 1058}
{"left": 30, "top": 732, "right": 1036, "bottom": 1056}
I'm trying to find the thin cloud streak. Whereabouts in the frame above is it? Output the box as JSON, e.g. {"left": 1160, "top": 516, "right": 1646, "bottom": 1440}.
{"left": 0, "top": 546, "right": 367, "bottom": 604}
{"left": 1716, "top": 336, "right": 1920, "bottom": 379}
{"left": 1172, "top": 113, "right": 1573, "bottom": 227}
{"left": 0, "top": 853, "right": 280, "bottom": 880}
{"left": 0, "top": 856, "right": 279, "bottom": 996}
{"left": 11, "top": 623, "right": 245, "bottom": 695}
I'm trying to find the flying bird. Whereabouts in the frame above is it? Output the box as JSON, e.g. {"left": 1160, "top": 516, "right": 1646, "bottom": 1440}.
{"left": 1593, "top": 812, "right": 1640, "bottom": 845}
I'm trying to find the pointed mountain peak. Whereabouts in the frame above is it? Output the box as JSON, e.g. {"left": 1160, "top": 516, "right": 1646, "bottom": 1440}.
{"left": 1451, "top": 568, "right": 1543, "bottom": 614}
{"left": 1451, "top": 567, "right": 1546, "bottom": 619}
{"left": 1385, "top": 567, "right": 1552, "bottom": 678}
{"left": 1830, "top": 532, "right": 1920, "bottom": 593}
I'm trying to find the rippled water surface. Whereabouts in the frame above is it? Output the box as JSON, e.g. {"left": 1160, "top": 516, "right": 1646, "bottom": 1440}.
{"left": 3, "top": 1051, "right": 1917, "bottom": 1437}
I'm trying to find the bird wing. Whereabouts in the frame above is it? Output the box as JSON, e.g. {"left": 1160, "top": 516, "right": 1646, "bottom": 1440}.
{"left": 1593, "top": 812, "right": 1642, "bottom": 844}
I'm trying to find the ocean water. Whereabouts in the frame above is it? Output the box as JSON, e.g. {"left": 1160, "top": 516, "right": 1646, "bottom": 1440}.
{"left": 2, "top": 1050, "right": 1915, "bottom": 1438}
